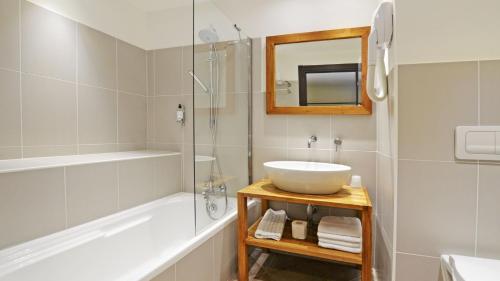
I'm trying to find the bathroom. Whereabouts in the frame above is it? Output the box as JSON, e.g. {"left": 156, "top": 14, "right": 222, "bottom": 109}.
{"left": 0, "top": 0, "right": 499, "bottom": 280}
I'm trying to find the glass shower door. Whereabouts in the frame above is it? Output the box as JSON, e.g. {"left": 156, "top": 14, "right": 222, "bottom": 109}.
{"left": 192, "top": 1, "right": 252, "bottom": 233}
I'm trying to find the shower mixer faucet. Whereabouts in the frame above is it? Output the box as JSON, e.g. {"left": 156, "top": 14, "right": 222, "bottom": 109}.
{"left": 307, "top": 135, "right": 318, "bottom": 148}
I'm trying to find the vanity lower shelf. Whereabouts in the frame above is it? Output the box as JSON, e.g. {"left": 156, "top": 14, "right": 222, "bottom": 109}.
{"left": 246, "top": 217, "right": 362, "bottom": 265}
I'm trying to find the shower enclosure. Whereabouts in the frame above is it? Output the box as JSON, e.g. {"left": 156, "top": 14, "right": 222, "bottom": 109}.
{"left": 191, "top": 1, "right": 252, "bottom": 233}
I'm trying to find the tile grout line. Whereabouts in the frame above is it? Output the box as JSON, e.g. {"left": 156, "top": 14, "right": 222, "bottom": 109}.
{"left": 63, "top": 167, "right": 68, "bottom": 228}
{"left": 76, "top": 24, "right": 79, "bottom": 154}
{"left": 19, "top": 0, "right": 24, "bottom": 158}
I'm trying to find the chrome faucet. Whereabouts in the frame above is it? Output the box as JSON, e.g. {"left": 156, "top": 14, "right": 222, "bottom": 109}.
{"left": 307, "top": 135, "right": 318, "bottom": 148}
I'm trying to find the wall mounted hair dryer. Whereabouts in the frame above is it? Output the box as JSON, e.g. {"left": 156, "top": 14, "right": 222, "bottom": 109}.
{"left": 367, "top": 1, "right": 394, "bottom": 102}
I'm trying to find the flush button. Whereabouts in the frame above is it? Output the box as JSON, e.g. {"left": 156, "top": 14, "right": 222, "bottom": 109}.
{"left": 465, "top": 131, "right": 495, "bottom": 154}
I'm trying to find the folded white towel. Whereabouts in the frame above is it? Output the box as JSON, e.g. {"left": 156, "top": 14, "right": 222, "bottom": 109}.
{"left": 318, "top": 216, "right": 362, "bottom": 238}
{"left": 255, "top": 209, "right": 287, "bottom": 241}
{"left": 318, "top": 241, "right": 361, "bottom": 254}
{"left": 317, "top": 232, "right": 362, "bottom": 243}
{"left": 318, "top": 237, "right": 360, "bottom": 248}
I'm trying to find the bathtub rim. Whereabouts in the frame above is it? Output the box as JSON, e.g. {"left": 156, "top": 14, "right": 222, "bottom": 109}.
{"left": 0, "top": 192, "right": 257, "bottom": 281}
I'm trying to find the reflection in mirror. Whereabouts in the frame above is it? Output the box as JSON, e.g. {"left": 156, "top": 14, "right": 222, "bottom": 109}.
{"left": 275, "top": 38, "right": 361, "bottom": 107}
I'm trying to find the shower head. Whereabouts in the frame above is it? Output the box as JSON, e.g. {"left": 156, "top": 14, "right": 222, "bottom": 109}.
{"left": 198, "top": 26, "right": 219, "bottom": 44}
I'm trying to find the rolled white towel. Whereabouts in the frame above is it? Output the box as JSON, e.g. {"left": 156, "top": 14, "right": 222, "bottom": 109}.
{"left": 255, "top": 209, "right": 287, "bottom": 241}
{"left": 318, "top": 237, "right": 360, "bottom": 248}
{"left": 318, "top": 241, "right": 361, "bottom": 254}
{"left": 317, "top": 232, "right": 362, "bottom": 243}
{"left": 318, "top": 216, "right": 361, "bottom": 238}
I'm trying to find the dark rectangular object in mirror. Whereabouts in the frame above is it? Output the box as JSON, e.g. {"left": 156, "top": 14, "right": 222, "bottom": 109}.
{"left": 298, "top": 63, "right": 360, "bottom": 106}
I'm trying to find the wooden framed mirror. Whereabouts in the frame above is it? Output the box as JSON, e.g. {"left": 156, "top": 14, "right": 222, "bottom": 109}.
{"left": 266, "top": 27, "right": 371, "bottom": 115}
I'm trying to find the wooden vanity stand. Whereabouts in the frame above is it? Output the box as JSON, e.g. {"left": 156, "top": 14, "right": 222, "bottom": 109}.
{"left": 237, "top": 179, "right": 373, "bottom": 281}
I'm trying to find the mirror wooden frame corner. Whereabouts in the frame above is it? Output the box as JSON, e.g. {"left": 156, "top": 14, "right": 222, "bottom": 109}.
{"left": 265, "top": 27, "right": 372, "bottom": 115}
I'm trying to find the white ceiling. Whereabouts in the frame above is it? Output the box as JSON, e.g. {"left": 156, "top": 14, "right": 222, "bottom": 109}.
{"left": 125, "top": 0, "right": 208, "bottom": 12}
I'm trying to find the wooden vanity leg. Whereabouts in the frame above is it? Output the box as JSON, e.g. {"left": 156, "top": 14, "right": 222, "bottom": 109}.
{"left": 238, "top": 194, "right": 249, "bottom": 281}
{"left": 361, "top": 207, "right": 373, "bottom": 281}
{"left": 260, "top": 199, "right": 269, "bottom": 215}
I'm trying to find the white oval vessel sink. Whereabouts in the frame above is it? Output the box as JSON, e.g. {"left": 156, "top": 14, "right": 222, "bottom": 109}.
{"left": 263, "top": 161, "right": 352, "bottom": 194}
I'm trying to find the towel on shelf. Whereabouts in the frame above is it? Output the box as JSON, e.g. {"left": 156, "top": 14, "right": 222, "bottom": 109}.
{"left": 317, "top": 237, "right": 360, "bottom": 248}
{"left": 318, "top": 241, "right": 362, "bottom": 254}
{"left": 318, "top": 216, "right": 362, "bottom": 238}
{"left": 254, "top": 209, "right": 287, "bottom": 241}
{"left": 317, "top": 232, "right": 362, "bottom": 244}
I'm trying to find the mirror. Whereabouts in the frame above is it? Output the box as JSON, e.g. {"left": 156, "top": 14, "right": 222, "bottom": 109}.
{"left": 266, "top": 27, "right": 371, "bottom": 115}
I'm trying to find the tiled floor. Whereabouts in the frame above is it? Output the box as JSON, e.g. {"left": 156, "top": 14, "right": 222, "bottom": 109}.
{"left": 247, "top": 249, "right": 361, "bottom": 281}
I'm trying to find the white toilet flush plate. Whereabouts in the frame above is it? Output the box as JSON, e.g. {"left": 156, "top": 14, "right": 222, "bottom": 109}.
{"left": 455, "top": 126, "right": 500, "bottom": 161}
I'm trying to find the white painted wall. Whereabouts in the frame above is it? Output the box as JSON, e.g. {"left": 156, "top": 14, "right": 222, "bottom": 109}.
{"left": 395, "top": 0, "right": 500, "bottom": 64}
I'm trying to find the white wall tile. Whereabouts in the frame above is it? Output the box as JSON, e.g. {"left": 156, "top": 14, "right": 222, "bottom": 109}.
{"left": 0, "top": 69, "right": 21, "bottom": 146}
{"left": 334, "top": 150, "right": 376, "bottom": 204}
{"left": 0, "top": 168, "right": 65, "bottom": 250}
{"left": 252, "top": 147, "right": 287, "bottom": 181}
{"left": 78, "top": 85, "right": 117, "bottom": 144}
{"left": 78, "top": 24, "right": 116, "bottom": 89}
{"left": 252, "top": 92, "right": 287, "bottom": 148}
{"left": 376, "top": 154, "right": 394, "bottom": 244}
{"left": 334, "top": 111, "right": 376, "bottom": 151}
{"left": 21, "top": 1, "right": 76, "bottom": 81}
{"left": 0, "top": 0, "right": 20, "bottom": 70}
{"left": 22, "top": 74, "right": 77, "bottom": 146}
{"left": 213, "top": 222, "right": 237, "bottom": 281}
{"left": 397, "top": 160, "right": 477, "bottom": 257}
{"left": 117, "top": 40, "right": 147, "bottom": 95}
{"left": 66, "top": 163, "right": 118, "bottom": 226}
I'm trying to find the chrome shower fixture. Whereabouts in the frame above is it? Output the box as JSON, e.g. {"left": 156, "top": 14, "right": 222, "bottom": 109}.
{"left": 188, "top": 71, "right": 209, "bottom": 93}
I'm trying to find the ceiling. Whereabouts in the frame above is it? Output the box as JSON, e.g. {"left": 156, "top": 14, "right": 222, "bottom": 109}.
{"left": 125, "top": 0, "right": 208, "bottom": 12}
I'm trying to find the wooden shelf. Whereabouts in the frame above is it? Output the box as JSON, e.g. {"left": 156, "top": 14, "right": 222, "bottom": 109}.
{"left": 237, "top": 179, "right": 373, "bottom": 281}
{"left": 246, "top": 217, "right": 362, "bottom": 265}
{"left": 238, "top": 179, "right": 372, "bottom": 210}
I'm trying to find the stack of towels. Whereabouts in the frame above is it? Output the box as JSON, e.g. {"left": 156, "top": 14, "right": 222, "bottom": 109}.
{"left": 254, "top": 209, "right": 287, "bottom": 241}
{"left": 317, "top": 216, "right": 362, "bottom": 253}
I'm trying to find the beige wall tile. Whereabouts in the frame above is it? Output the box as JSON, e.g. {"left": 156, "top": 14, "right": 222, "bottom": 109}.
{"left": 22, "top": 74, "right": 77, "bottom": 146}
{"left": 78, "top": 144, "right": 117, "bottom": 154}
{"left": 333, "top": 111, "right": 376, "bottom": 151}
{"left": 21, "top": 1, "right": 76, "bottom": 81}
{"left": 287, "top": 148, "right": 331, "bottom": 163}
{"left": 251, "top": 38, "right": 263, "bottom": 93}
{"left": 252, "top": 147, "right": 287, "bottom": 181}
{"left": 479, "top": 60, "right": 500, "bottom": 125}
{"left": 66, "top": 163, "right": 118, "bottom": 226}
{"left": 395, "top": 253, "right": 441, "bottom": 281}
{"left": 334, "top": 151, "right": 376, "bottom": 205}
{"left": 252, "top": 92, "right": 287, "bottom": 148}
{"left": 183, "top": 143, "right": 194, "bottom": 193}
{"left": 377, "top": 153, "right": 394, "bottom": 244}
{"left": 118, "top": 143, "right": 146, "bottom": 152}
{"left": 118, "top": 92, "right": 146, "bottom": 144}
{"left": 23, "top": 145, "right": 77, "bottom": 158}
{"left": 78, "top": 24, "right": 116, "bottom": 89}
{"left": 477, "top": 163, "right": 500, "bottom": 259}
{"left": 397, "top": 160, "right": 477, "bottom": 256}
{"left": 118, "top": 158, "right": 155, "bottom": 209}
{"left": 156, "top": 47, "right": 182, "bottom": 95}
{"left": 182, "top": 45, "right": 193, "bottom": 95}
{"left": 151, "top": 266, "right": 175, "bottom": 281}
{"left": 195, "top": 94, "right": 248, "bottom": 146}
{"left": 0, "top": 0, "right": 20, "bottom": 70}
{"left": 147, "top": 97, "right": 156, "bottom": 143}
{"left": 147, "top": 51, "right": 155, "bottom": 96}
{"left": 213, "top": 222, "right": 237, "bottom": 281}
{"left": 117, "top": 40, "right": 147, "bottom": 95}
{"left": 78, "top": 85, "right": 117, "bottom": 144}
{"left": 0, "top": 168, "right": 65, "bottom": 250}
{"left": 175, "top": 238, "right": 214, "bottom": 281}
{"left": 399, "top": 62, "right": 478, "bottom": 161}
{"left": 0, "top": 147, "right": 22, "bottom": 160}
{"left": 182, "top": 95, "right": 193, "bottom": 144}
{"left": 155, "top": 155, "right": 182, "bottom": 198}
{"left": 0, "top": 69, "right": 21, "bottom": 146}
{"left": 287, "top": 115, "right": 331, "bottom": 149}
{"left": 154, "top": 95, "right": 184, "bottom": 144}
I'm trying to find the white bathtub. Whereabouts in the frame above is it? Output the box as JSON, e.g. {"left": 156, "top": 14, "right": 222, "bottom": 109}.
{"left": 0, "top": 193, "right": 255, "bottom": 281}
